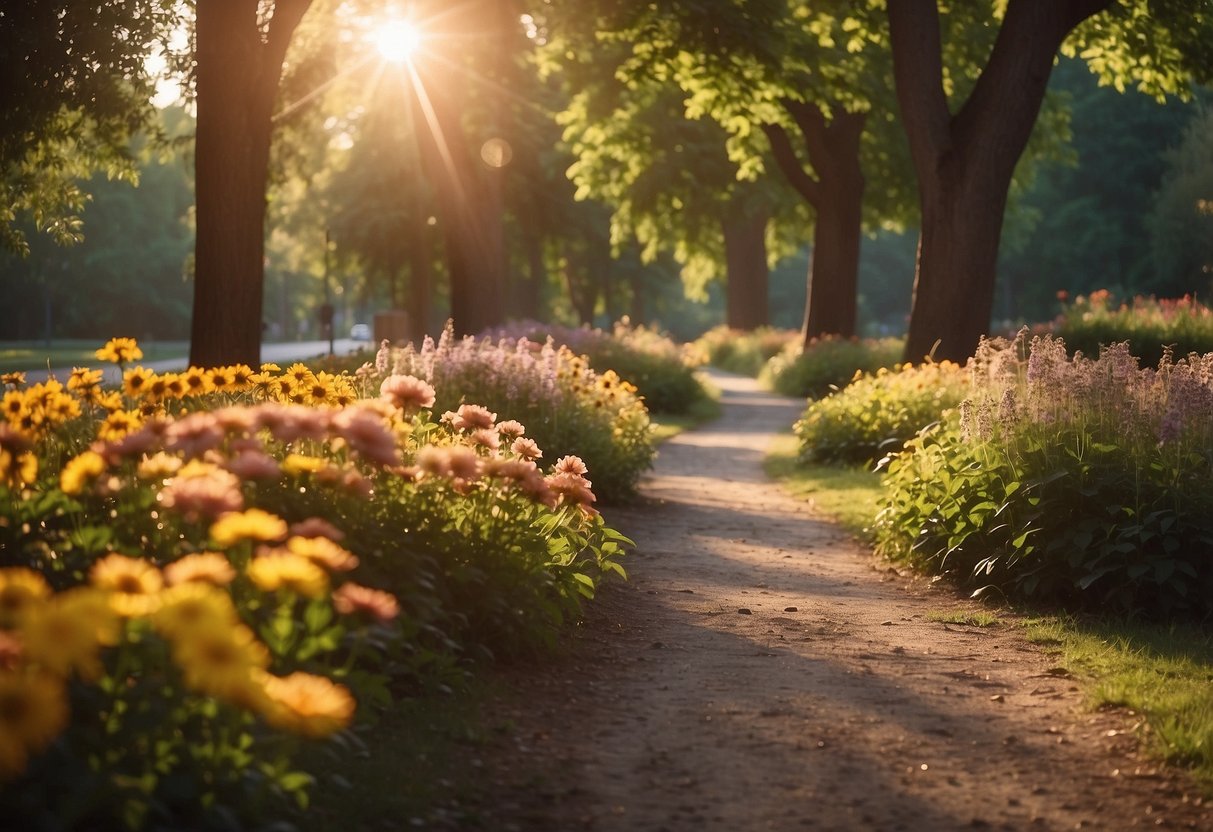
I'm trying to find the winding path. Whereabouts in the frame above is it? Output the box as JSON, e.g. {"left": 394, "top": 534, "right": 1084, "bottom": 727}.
{"left": 475, "top": 371, "right": 1210, "bottom": 831}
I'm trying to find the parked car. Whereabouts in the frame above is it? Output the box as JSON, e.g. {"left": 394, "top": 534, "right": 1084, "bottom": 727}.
{"left": 350, "top": 323, "right": 371, "bottom": 341}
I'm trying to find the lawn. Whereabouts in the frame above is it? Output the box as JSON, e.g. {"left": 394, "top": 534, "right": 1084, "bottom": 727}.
{"left": 0, "top": 340, "right": 189, "bottom": 373}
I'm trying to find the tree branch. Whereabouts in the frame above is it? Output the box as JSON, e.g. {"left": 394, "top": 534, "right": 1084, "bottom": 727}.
{"left": 263, "top": 0, "right": 313, "bottom": 87}
{"left": 760, "top": 122, "right": 822, "bottom": 206}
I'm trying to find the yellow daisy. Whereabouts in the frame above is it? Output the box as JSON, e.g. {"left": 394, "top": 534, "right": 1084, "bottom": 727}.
{"left": 151, "top": 582, "right": 239, "bottom": 640}
{"left": 180, "top": 367, "right": 212, "bottom": 397}
{"left": 123, "top": 366, "right": 154, "bottom": 399}
{"left": 89, "top": 554, "right": 163, "bottom": 617}
{"left": 19, "top": 587, "right": 119, "bottom": 680}
{"left": 209, "top": 509, "right": 288, "bottom": 548}
{"left": 0, "top": 670, "right": 69, "bottom": 779}
{"left": 257, "top": 671, "right": 355, "bottom": 738}
{"left": 95, "top": 337, "right": 143, "bottom": 364}
{"left": 246, "top": 552, "right": 329, "bottom": 598}
{"left": 0, "top": 568, "right": 51, "bottom": 629}
{"left": 286, "top": 536, "right": 359, "bottom": 572}
{"left": 171, "top": 622, "right": 269, "bottom": 702}
{"left": 163, "top": 552, "right": 236, "bottom": 587}
{"left": 59, "top": 450, "right": 107, "bottom": 495}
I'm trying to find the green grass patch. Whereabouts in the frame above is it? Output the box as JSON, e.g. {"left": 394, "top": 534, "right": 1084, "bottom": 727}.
{"left": 1022, "top": 616, "right": 1213, "bottom": 788}
{"left": 764, "top": 434, "right": 883, "bottom": 537}
{"left": 925, "top": 609, "right": 1001, "bottom": 628}
{"left": 0, "top": 340, "right": 187, "bottom": 372}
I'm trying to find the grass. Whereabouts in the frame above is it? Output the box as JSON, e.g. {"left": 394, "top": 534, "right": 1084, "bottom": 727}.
{"left": 0, "top": 340, "right": 188, "bottom": 373}
{"left": 1023, "top": 616, "right": 1213, "bottom": 788}
{"left": 763, "top": 434, "right": 884, "bottom": 537}
{"left": 925, "top": 609, "right": 1001, "bottom": 628}
{"left": 766, "top": 445, "right": 1213, "bottom": 791}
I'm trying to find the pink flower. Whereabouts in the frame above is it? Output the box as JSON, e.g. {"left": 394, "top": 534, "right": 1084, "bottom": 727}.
{"left": 332, "top": 405, "right": 400, "bottom": 467}
{"left": 497, "top": 420, "right": 526, "bottom": 438}
{"left": 553, "top": 455, "right": 588, "bottom": 477}
{"left": 451, "top": 403, "right": 496, "bottom": 431}
{"left": 470, "top": 428, "right": 500, "bottom": 451}
{"left": 289, "top": 517, "right": 347, "bottom": 542}
{"left": 223, "top": 450, "right": 281, "bottom": 479}
{"left": 511, "top": 437, "right": 542, "bottom": 460}
{"left": 379, "top": 374, "right": 436, "bottom": 413}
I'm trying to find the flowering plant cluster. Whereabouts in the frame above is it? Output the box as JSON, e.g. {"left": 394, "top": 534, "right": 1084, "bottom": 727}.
{"left": 873, "top": 330, "right": 1213, "bottom": 615}
{"left": 693, "top": 325, "right": 799, "bottom": 377}
{"left": 0, "top": 338, "right": 629, "bottom": 827}
{"left": 1056, "top": 290, "right": 1213, "bottom": 367}
{"left": 794, "top": 360, "right": 967, "bottom": 466}
{"left": 485, "top": 318, "right": 709, "bottom": 415}
{"left": 370, "top": 323, "right": 655, "bottom": 499}
{"left": 762, "top": 335, "right": 905, "bottom": 398}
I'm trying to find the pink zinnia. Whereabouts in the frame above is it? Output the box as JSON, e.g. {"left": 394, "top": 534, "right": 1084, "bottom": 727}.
{"left": 552, "top": 455, "right": 588, "bottom": 476}
{"left": 511, "top": 437, "right": 542, "bottom": 461}
{"left": 452, "top": 403, "right": 496, "bottom": 431}
{"left": 379, "top": 374, "right": 436, "bottom": 413}
{"left": 497, "top": 419, "right": 526, "bottom": 438}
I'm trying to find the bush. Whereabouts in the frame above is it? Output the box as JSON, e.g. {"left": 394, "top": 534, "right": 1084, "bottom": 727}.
{"left": 1055, "top": 290, "right": 1213, "bottom": 367}
{"left": 374, "top": 324, "right": 656, "bottom": 500}
{"left": 795, "top": 361, "right": 967, "bottom": 466}
{"left": 873, "top": 331, "right": 1213, "bottom": 617}
{"left": 693, "top": 326, "right": 799, "bottom": 377}
{"left": 0, "top": 339, "right": 629, "bottom": 827}
{"left": 762, "top": 335, "right": 904, "bottom": 398}
{"left": 486, "top": 319, "right": 709, "bottom": 416}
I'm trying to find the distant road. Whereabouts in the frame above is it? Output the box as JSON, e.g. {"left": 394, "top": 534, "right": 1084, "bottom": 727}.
{"left": 23, "top": 339, "right": 372, "bottom": 385}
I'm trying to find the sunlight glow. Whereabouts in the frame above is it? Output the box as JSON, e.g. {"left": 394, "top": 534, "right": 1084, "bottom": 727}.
{"left": 373, "top": 19, "right": 422, "bottom": 63}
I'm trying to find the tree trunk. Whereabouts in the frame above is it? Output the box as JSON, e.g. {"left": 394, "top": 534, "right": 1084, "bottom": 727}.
{"left": 721, "top": 203, "right": 769, "bottom": 330}
{"left": 762, "top": 106, "right": 866, "bottom": 347}
{"left": 804, "top": 161, "right": 863, "bottom": 343}
{"left": 889, "top": 0, "right": 1111, "bottom": 363}
{"left": 409, "top": 1, "right": 506, "bottom": 337}
{"left": 190, "top": 0, "right": 310, "bottom": 368}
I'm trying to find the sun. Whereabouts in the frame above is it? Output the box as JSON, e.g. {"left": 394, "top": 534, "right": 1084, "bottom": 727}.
{"left": 372, "top": 19, "right": 422, "bottom": 63}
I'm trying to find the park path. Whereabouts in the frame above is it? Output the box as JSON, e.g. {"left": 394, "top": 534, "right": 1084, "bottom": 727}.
{"left": 471, "top": 371, "right": 1210, "bottom": 832}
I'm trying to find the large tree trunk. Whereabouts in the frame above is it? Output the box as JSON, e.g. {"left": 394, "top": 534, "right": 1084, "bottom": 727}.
{"left": 721, "top": 202, "right": 769, "bottom": 330}
{"left": 409, "top": 0, "right": 507, "bottom": 337}
{"left": 191, "top": 0, "right": 310, "bottom": 368}
{"left": 889, "top": 0, "right": 1111, "bottom": 364}
{"left": 763, "top": 106, "right": 866, "bottom": 347}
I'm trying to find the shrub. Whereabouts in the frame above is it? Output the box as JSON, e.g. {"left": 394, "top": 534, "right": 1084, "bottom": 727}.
{"left": 0, "top": 339, "right": 629, "bottom": 826}
{"left": 1055, "top": 290, "right": 1213, "bottom": 367}
{"left": 795, "top": 361, "right": 967, "bottom": 466}
{"left": 376, "top": 324, "right": 656, "bottom": 499}
{"left": 762, "top": 335, "right": 904, "bottom": 398}
{"left": 693, "top": 326, "right": 799, "bottom": 377}
{"left": 873, "top": 331, "right": 1213, "bottom": 617}
{"left": 486, "top": 319, "right": 709, "bottom": 416}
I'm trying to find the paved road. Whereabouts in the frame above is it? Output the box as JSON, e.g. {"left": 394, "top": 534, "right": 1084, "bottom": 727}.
{"left": 22, "top": 339, "right": 371, "bottom": 385}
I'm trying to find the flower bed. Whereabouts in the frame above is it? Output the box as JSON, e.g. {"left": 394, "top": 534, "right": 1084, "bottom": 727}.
{"left": 1055, "top": 290, "right": 1213, "bottom": 367}
{"left": 0, "top": 338, "right": 629, "bottom": 827}
{"left": 873, "top": 331, "right": 1213, "bottom": 617}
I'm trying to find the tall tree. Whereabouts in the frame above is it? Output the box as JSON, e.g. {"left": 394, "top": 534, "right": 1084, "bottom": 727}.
{"left": 886, "top": 0, "right": 1211, "bottom": 362}
{"left": 190, "top": 0, "right": 312, "bottom": 367}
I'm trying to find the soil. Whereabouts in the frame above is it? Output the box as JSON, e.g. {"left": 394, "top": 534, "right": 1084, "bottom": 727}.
{"left": 453, "top": 371, "right": 1213, "bottom": 831}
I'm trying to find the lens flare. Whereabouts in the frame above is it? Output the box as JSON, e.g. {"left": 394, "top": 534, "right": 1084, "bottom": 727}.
{"left": 373, "top": 20, "right": 421, "bottom": 63}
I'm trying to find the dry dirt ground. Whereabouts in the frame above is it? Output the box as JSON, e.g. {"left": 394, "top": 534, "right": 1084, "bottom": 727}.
{"left": 460, "top": 371, "right": 1212, "bottom": 832}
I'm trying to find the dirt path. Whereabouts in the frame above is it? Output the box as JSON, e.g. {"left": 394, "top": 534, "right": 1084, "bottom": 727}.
{"left": 470, "top": 371, "right": 1211, "bottom": 831}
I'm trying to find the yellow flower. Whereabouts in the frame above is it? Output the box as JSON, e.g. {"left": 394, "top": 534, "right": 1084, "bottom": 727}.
{"left": 151, "top": 582, "right": 238, "bottom": 640}
{"left": 284, "top": 363, "right": 315, "bottom": 386}
{"left": 0, "top": 449, "right": 37, "bottom": 490}
{"left": 0, "top": 568, "right": 51, "bottom": 629}
{"left": 95, "top": 337, "right": 143, "bottom": 364}
{"left": 123, "top": 366, "right": 154, "bottom": 399}
{"left": 1, "top": 390, "right": 28, "bottom": 426}
{"left": 0, "top": 670, "right": 69, "bottom": 780}
{"left": 136, "top": 451, "right": 183, "bottom": 480}
{"left": 246, "top": 552, "right": 329, "bottom": 598}
{"left": 258, "top": 671, "right": 355, "bottom": 738}
{"left": 286, "top": 536, "right": 359, "bottom": 572}
{"left": 96, "top": 409, "right": 143, "bottom": 442}
{"left": 180, "top": 367, "right": 212, "bottom": 397}
{"left": 228, "top": 364, "right": 255, "bottom": 390}
{"left": 1, "top": 372, "right": 26, "bottom": 388}
{"left": 171, "top": 623, "right": 269, "bottom": 703}
{"left": 164, "top": 552, "right": 236, "bottom": 587}
{"left": 19, "top": 587, "right": 119, "bottom": 680}
{"left": 210, "top": 509, "right": 288, "bottom": 547}
{"left": 45, "top": 391, "right": 80, "bottom": 423}
{"left": 282, "top": 453, "right": 327, "bottom": 475}
{"left": 66, "top": 367, "right": 103, "bottom": 396}
{"left": 260, "top": 363, "right": 281, "bottom": 374}
{"left": 95, "top": 390, "right": 124, "bottom": 413}
{"left": 89, "top": 554, "right": 163, "bottom": 616}
{"left": 60, "top": 450, "right": 106, "bottom": 495}
{"left": 208, "top": 366, "right": 235, "bottom": 391}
